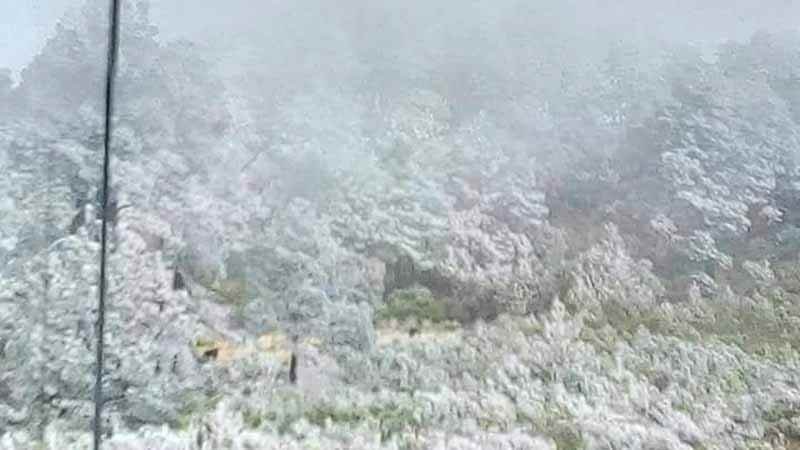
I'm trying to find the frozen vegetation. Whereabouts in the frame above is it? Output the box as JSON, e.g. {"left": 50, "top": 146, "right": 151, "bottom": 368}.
{"left": 2, "top": 0, "right": 800, "bottom": 448}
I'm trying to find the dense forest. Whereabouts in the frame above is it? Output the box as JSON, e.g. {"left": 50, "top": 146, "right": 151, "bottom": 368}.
{"left": 2, "top": 1, "right": 800, "bottom": 448}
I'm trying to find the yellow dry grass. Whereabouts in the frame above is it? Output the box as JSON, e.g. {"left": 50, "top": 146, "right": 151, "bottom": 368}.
{"left": 375, "top": 320, "right": 462, "bottom": 347}
{"left": 193, "top": 331, "right": 322, "bottom": 366}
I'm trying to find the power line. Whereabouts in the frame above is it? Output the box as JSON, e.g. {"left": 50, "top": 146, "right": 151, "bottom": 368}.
{"left": 94, "top": 0, "right": 120, "bottom": 448}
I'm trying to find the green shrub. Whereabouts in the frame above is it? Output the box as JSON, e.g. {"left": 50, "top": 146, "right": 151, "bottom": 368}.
{"left": 370, "top": 402, "right": 420, "bottom": 443}
{"left": 539, "top": 420, "right": 585, "bottom": 450}
{"left": 174, "top": 393, "right": 222, "bottom": 430}
{"left": 243, "top": 408, "right": 265, "bottom": 429}
{"left": 301, "top": 400, "right": 420, "bottom": 443}
{"left": 305, "top": 403, "right": 368, "bottom": 427}
{"left": 376, "top": 286, "right": 447, "bottom": 323}
{"left": 530, "top": 405, "right": 585, "bottom": 450}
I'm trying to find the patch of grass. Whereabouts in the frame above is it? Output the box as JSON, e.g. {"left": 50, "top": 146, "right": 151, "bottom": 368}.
{"left": 305, "top": 403, "right": 369, "bottom": 427}
{"left": 578, "top": 287, "right": 800, "bottom": 364}
{"left": 744, "top": 444, "right": 771, "bottom": 450}
{"left": 720, "top": 368, "right": 749, "bottom": 394}
{"left": 530, "top": 405, "right": 585, "bottom": 450}
{"left": 689, "top": 294, "right": 800, "bottom": 361}
{"left": 301, "top": 400, "right": 421, "bottom": 443}
{"left": 174, "top": 394, "right": 222, "bottom": 430}
{"left": 762, "top": 402, "right": 799, "bottom": 424}
{"left": 513, "top": 316, "right": 544, "bottom": 336}
{"left": 242, "top": 408, "right": 265, "bottom": 429}
{"left": 579, "top": 324, "right": 618, "bottom": 354}
{"left": 370, "top": 402, "right": 421, "bottom": 443}
{"left": 192, "top": 337, "right": 222, "bottom": 359}
{"left": 588, "top": 302, "right": 675, "bottom": 337}
{"left": 193, "top": 338, "right": 217, "bottom": 348}
{"left": 545, "top": 422, "right": 586, "bottom": 450}
{"left": 579, "top": 302, "right": 696, "bottom": 352}
{"left": 376, "top": 286, "right": 447, "bottom": 324}
{"left": 775, "top": 261, "right": 800, "bottom": 294}
{"left": 212, "top": 278, "right": 248, "bottom": 305}
{"left": 266, "top": 390, "right": 306, "bottom": 435}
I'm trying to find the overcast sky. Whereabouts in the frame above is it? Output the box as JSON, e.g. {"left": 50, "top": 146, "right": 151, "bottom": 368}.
{"left": 0, "top": 0, "right": 72, "bottom": 82}
{"left": 1, "top": 0, "right": 798, "bottom": 83}
{"left": 149, "top": 0, "right": 800, "bottom": 42}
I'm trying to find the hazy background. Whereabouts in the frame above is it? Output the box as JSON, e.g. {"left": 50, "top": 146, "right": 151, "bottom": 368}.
{"left": 1, "top": 1, "right": 72, "bottom": 83}
{"left": 149, "top": 0, "right": 800, "bottom": 44}
{"left": 3, "top": 0, "right": 799, "bottom": 82}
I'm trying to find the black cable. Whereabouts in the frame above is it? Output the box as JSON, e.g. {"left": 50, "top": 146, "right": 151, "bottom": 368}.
{"left": 94, "top": 0, "right": 120, "bottom": 448}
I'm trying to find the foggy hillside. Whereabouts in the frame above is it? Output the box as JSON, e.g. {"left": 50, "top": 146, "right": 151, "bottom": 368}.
{"left": 2, "top": 1, "right": 800, "bottom": 449}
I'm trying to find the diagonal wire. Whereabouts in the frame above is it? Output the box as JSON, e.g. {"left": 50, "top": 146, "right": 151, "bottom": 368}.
{"left": 94, "top": 0, "right": 121, "bottom": 448}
